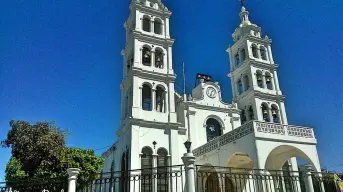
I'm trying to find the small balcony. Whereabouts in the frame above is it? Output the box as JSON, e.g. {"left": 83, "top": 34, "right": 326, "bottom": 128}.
{"left": 193, "top": 121, "right": 316, "bottom": 157}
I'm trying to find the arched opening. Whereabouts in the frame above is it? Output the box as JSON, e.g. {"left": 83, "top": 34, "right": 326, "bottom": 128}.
{"left": 142, "top": 84, "right": 152, "bottom": 111}
{"left": 142, "top": 47, "right": 152, "bottom": 66}
{"left": 240, "top": 48, "right": 246, "bottom": 62}
{"left": 155, "top": 86, "right": 166, "bottom": 113}
{"left": 154, "top": 49, "right": 164, "bottom": 69}
{"left": 240, "top": 109, "right": 247, "bottom": 125}
{"left": 206, "top": 118, "right": 222, "bottom": 142}
{"left": 141, "top": 146, "right": 153, "bottom": 192}
{"left": 142, "top": 16, "right": 151, "bottom": 32}
{"left": 226, "top": 152, "right": 254, "bottom": 192}
{"left": 248, "top": 106, "right": 254, "bottom": 120}
{"left": 271, "top": 104, "right": 280, "bottom": 123}
{"left": 243, "top": 75, "right": 250, "bottom": 91}
{"left": 260, "top": 46, "right": 268, "bottom": 60}
{"left": 264, "top": 145, "right": 323, "bottom": 192}
{"left": 237, "top": 79, "right": 243, "bottom": 95}
{"left": 265, "top": 72, "right": 273, "bottom": 90}
{"left": 252, "top": 44, "right": 258, "bottom": 58}
{"left": 154, "top": 19, "right": 162, "bottom": 35}
{"left": 157, "top": 148, "right": 169, "bottom": 192}
{"left": 261, "top": 103, "right": 270, "bottom": 122}
{"left": 235, "top": 53, "right": 240, "bottom": 66}
{"left": 127, "top": 53, "right": 133, "bottom": 73}
{"left": 197, "top": 165, "right": 221, "bottom": 192}
{"left": 256, "top": 71, "right": 264, "bottom": 88}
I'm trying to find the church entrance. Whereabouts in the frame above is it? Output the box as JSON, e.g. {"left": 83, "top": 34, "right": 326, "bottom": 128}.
{"left": 205, "top": 173, "right": 220, "bottom": 192}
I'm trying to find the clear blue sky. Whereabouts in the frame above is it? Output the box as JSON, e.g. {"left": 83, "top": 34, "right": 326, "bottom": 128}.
{"left": 0, "top": 0, "right": 342, "bottom": 180}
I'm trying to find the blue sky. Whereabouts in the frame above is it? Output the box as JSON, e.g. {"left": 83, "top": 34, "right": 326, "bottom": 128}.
{"left": 0, "top": 0, "right": 342, "bottom": 180}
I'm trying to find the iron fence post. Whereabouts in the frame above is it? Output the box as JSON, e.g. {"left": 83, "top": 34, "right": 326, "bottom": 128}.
{"left": 67, "top": 168, "right": 81, "bottom": 192}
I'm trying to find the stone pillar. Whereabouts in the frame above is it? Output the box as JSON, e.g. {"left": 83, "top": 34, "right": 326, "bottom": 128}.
{"left": 268, "top": 106, "right": 273, "bottom": 123}
{"left": 152, "top": 89, "right": 156, "bottom": 111}
{"left": 151, "top": 20, "right": 155, "bottom": 34}
{"left": 153, "top": 154, "right": 158, "bottom": 192}
{"left": 262, "top": 75, "right": 266, "bottom": 89}
{"left": 304, "top": 166, "right": 315, "bottom": 192}
{"left": 273, "top": 71, "right": 281, "bottom": 91}
{"left": 151, "top": 51, "right": 155, "bottom": 67}
{"left": 241, "top": 76, "right": 245, "bottom": 93}
{"left": 182, "top": 153, "right": 196, "bottom": 192}
{"left": 67, "top": 168, "right": 80, "bottom": 192}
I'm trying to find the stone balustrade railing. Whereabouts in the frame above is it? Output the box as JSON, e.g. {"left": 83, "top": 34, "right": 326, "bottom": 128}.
{"left": 193, "top": 121, "right": 315, "bottom": 157}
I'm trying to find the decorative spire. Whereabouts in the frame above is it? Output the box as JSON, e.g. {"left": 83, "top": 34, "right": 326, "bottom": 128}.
{"left": 239, "top": 6, "right": 251, "bottom": 25}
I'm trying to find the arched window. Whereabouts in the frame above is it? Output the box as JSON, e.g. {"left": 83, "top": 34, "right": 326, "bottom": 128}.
{"left": 252, "top": 44, "right": 258, "bottom": 58}
{"left": 235, "top": 53, "right": 240, "bottom": 66}
{"left": 142, "top": 16, "right": 151, "bottom": 32}
{"left": 155, "top": 86, "right": 165, "bottom": 113}
{"left": 142, "top": 47, "right": 151, "bottom": 66}
{"left": 265, "top": 73, "right": 273, "bottom": 90}
{"left": 142, "top": 84, "right": 152, "bottom": 111}
{"left": 248, "top": 106, "right": 254, "bottom": 120}
{"left": 240, "top": 109, "right": 247, "bottom": 125}
{"left": 157, "top": 148, "right": 169, "bottom": 191}
{"left": 141, "top": 147, "right": 153, "bottom": 192}
{"left": 237, "top": 79, "right": 243, "bottom": 95}
{"left": 155, "top": 49, "right": 164, "bottom": 68}
{"left": 243, "top": 75, "right": 250, "bottom": 91}
{"left": 256, "top": 71, "right": 263, "bottom": 88}
{"left": 260, "top": 47, "right": 267, "bottom": 60}
{"left": 206, "top": 118, "right": 222, "bottom": 142}
{"left": 240, "top": 48, "right": 246, "bottom": 62}
{"left": 271, "top": 105, "right": 280, "bottom": 123}
{"left": 154, "top": 19, "right": 162, "bottom": 35}
{"left": 261, "top": 103, "right": 270, "bottom": 122}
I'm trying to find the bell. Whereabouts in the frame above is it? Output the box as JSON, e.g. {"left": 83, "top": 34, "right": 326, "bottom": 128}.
{"left": 266, "top": 77, "right": 271, "bottom": 82}
{"left": 272, "top": 110, "right": 277, "bottom": 116}
{"left": 257, "top": 76, "right": 262, "bottom": 81}
{"left": 263, "top": 109, "right": 268, "bottom": 114}
{"left": 157, "top": 57, "right": 161, "bottom": 62}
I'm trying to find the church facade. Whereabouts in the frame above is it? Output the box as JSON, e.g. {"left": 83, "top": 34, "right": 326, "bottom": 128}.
{"left": 102, "top": 0, "right": 322, "bottom": 186}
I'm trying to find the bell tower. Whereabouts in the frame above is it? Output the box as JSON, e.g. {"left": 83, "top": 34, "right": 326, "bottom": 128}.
{"left": 227, "top": 6, "right": 288, "bottom": 125}
{"left": 121, "top": 0, "right": 176, "bottom": 124}
{"left": 118, "top": 0, "right": 181, "bottom": 171}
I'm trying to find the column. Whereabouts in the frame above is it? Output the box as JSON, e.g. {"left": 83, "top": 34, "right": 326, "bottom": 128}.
{"left": 135, "top": 10, "right": 141, "bottom": 31}
{"left": 182, "top": 152, "right": 196, "bottom": 192}
{"left": 273, "top": 71, "right": 281, "bottom": 91}
{"left": 279, "top": 102, "right": 288, "bottom": 124}
{"left": 241, "top": 76, "right": 245, "bottom": 93}
{"left": 167, "top": 46, "right": 173, "bottom": 71}
{"left": 267, "top": 45, "right": 274, "bottom": 64}
{"left": 67, "top": 168, "right": 81, "bottom": 192}
{"left": 304, "top": 168, "right": 315, "bottom": 192}
{"left": 152, "top": 89, "right": 156, "bottom": 111}
{"left": 153, "top": 154, "right": 158, "bottom": 192}
{"left": 151, "top": 51, "right": 155, "bottom": 67}
{"left": 163, "top": 91, "right": 168, "bottom": 113}
{"left": 151, "top": 20, "right": 155, "bottom": 34}
{"left": 257, "top": 47, "right": 261, "bottom": 59}
{"left": 165, "top": 17, "right": 170, "bottom": 38}
{"left": 268, "top": 106, "right": 273, "bottom": 123}
{"left": 262, "top": 75, "right": 266, "bottom": 89}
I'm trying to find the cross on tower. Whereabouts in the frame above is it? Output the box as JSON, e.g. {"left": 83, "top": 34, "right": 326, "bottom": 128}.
{"left": 239, "top": 0, "right": 247, "bottom": 7}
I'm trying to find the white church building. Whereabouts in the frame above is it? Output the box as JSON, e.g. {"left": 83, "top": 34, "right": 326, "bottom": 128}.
{"left": 101, "top": 0, "right": 324, "bottom": 191}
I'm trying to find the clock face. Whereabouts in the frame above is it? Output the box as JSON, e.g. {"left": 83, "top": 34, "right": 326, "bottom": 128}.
{"left": 206, "top": 87, "right": 217, "bottom": 98}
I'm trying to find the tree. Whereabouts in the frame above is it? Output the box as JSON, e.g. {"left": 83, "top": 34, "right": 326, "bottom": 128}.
{"left": 2, "top": 120, "right": 104, "bottom": 184}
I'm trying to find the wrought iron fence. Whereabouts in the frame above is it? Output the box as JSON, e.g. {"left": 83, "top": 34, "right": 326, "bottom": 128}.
{"left": 0, "top": 177, "right": 67, "bottom": 192}
{"left": 76, "top": 165, "right": 185, "bottom": 192}
{"left": 195, "top": 165, "right": 342, "bottom": 192}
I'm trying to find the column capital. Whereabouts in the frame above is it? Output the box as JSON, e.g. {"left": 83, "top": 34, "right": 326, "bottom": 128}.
{"left": 67, "top": 168, "right": 80, "bottom": 180}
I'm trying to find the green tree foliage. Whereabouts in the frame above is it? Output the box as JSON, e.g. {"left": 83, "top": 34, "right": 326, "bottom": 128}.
{"left": 3, "top": 120, "right": 104, "bottom": 184}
